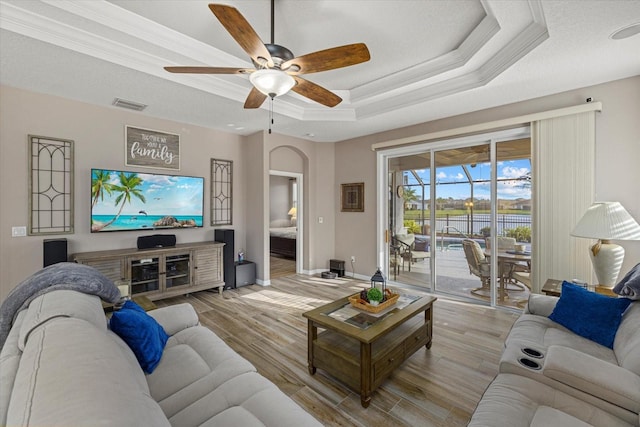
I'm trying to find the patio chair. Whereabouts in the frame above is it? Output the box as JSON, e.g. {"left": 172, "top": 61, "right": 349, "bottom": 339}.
{"left": 394, "top": 234, "right": 430, "bottom": 272}
{"left": 462, "top": 239, "right": 491, "bottom": 298}
{"left": 485, "top": 237, "right": 531, "bottom": 291}
{"left": 392, "top": 234, "right": 414, "bottom": 272}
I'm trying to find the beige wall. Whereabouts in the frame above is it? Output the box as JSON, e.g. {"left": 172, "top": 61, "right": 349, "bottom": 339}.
{"left": 265, "top": 133, "right": 336, "bottom": 274}
{"left": 335, "top": 75, "right": 640, "bottom": 281}
{"left": 0, "top": 85, "right": 248, "bottom": 300}
{"left": 243, "top": 132, "right": 268, "bottom": 281}
{"left": 2, "top": 76, "right": 637, "bottom": 299}
{"left": 269, "top": 175, "right": 290, "bottom": 222}
{"left": 0, "top": 86, "right": 334, "bottom": 299}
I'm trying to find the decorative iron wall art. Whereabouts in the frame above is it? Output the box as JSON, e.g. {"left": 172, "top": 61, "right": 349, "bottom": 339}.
{"left": 28, "top": 135, "right": 74, "bottom": 235}
{"left": 211, "top": 159, "right": 233, "bottom": 225}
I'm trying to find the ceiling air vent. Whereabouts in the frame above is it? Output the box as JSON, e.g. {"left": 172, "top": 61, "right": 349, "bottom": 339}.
{"left": 112, "top": 98, "right": 147, "bottom": 111}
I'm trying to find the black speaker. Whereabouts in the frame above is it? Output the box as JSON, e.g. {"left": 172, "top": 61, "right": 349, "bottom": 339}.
{"left": 137, "top": 234, "right": 176, "bottom": 249}
{"left": 215, "top": 229, "right": 235, "bottom": 290}
{"left": 43, "top": 238, "right": 68, "bottom": 268}
{"left": 235, "top": 261, "right": 256, "bottom": 287}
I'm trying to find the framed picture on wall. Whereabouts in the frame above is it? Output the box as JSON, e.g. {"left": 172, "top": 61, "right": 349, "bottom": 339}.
{"left": 125, "top": 126, "right": 180, "bottom": 170}
{"left": 341, "top": 182, "right": 364, "bottom": 212}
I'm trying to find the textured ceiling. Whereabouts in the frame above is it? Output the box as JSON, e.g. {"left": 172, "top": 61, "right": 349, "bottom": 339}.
{"left": 1, "top": 0, "right": 639, "bottom": 142}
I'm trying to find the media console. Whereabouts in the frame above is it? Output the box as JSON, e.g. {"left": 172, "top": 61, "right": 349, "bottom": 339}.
{"left": 71, "top": 242, "right": 224, "bottom": 300}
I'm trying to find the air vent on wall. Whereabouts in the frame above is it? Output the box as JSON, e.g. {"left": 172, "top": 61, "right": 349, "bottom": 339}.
{"left": 112, "top": 98, "right": 147, "bottom": 111}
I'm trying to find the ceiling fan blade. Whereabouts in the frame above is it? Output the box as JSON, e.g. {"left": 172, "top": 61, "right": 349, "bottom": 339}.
{"left": 291, "top": 76, "right": 342, "bottom": 107}
{"left": 209, "top": 4, "right": 273, "bottom": 68}
{"left": 282, "top": 43, "right": 370, "bottom": 75}
{"left": 244, "top": 87, "right": 268, "bottom": 109}
{"left": 164, "top": 66, "right": 252, "bottom": 74}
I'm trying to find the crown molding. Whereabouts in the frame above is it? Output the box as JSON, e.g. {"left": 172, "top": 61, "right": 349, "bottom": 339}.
{"left": 351, "top": 10, "right": 500, "bottom": 102}
{"left": 353, "top": 0, "right": 549, "bottom": 119}
{"left": 1, "top": 0, "right": 549, "bottom": 124}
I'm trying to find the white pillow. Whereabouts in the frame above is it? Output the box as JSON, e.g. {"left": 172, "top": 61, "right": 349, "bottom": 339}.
{"left": 270, "top": 219, "right": 290, "bottom": 228}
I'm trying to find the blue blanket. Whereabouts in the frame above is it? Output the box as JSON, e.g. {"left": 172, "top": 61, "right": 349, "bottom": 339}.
{"left": 613, "top": 263, "right": 640, "bottom": 300}
{"left": 0, "top": 262, "right": 121, "bottom": 350}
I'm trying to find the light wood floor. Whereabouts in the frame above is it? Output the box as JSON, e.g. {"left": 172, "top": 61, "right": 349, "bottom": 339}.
{"left": 154, "top": 274, "right": 519, "bottom": 426}
{"left": 270, "top": 255, "right": 296, "bottom": 278}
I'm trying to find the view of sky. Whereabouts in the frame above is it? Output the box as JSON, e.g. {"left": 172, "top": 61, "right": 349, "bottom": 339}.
{"left": 404, "top": 159, "right": 531, "bottom": 200}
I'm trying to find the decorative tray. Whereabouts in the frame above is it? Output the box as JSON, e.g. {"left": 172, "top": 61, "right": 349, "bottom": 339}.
{"left": 348, "top": 290, "right": 399, "bottom": 313}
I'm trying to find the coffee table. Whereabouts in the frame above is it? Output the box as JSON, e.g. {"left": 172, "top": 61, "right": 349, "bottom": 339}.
{"left": 303, "top": 293, "right": 436, "bottom": 407}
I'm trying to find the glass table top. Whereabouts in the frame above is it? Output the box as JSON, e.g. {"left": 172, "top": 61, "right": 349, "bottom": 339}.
{"left": 322, "top": 294, "right": 421, "bottom": 330}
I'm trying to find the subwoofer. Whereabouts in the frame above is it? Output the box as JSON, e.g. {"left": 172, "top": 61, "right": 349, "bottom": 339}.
{"left": 137, "top": 234, "right": 176, "bottom": 250}
{"left": 215, "top": 229, "right": 235, "bottom": 290}
{"left": 43, "top": 238, "right": 68, "bottom": 267}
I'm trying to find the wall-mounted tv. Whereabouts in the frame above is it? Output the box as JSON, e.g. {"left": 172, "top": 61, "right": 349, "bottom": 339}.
{"left": 91, "top": 169, "right": 204, "bottom": 233}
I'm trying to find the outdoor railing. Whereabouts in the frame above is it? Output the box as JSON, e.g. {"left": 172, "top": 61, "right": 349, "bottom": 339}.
{"left": 414, "top": 213, "right": 531, "bottom": 238}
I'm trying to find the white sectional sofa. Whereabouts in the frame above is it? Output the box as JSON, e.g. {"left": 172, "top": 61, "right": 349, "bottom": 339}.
{"left": 0, "top": 289, "right": 322, "bottom": 426}
{"left": 469, "top": 292, "right": 640, "bottom": 427}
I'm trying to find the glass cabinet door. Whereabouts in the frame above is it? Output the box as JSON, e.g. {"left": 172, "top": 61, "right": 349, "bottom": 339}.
{"left": 130, "top": 256, "right": 160, "bottom": 295}
{"left": 165, "top": 253, "right": 191, "bottom": 288}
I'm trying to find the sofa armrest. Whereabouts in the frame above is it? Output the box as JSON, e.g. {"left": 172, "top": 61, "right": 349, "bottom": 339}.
{"left": 525, "top": 294, "right": 558, "bottom": 316}
{"left": 147, "top": 303, "right": 199, "bottom": 336}
{"left": 543, "top": 345, "right": 640, "bottom": 413}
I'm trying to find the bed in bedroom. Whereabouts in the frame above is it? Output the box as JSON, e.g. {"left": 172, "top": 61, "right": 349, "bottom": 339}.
{"left": 270, "top": 226, "right": 297, "bottom": 259}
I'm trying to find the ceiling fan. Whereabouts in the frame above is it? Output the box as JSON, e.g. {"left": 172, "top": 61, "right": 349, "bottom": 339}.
{"left": 164, "top": 1, "right": 370, "bottom": 109}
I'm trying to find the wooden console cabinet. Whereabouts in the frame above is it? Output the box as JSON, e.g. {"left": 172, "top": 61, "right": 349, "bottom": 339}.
{"left": 71, "top": 242, "right": 224, "bottom": 300}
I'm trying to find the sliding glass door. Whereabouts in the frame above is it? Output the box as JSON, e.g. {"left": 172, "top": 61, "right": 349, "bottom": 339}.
{"left": 433, "top": 144, "right": 495, "bottom": 302}
{"left": 381, "top": 128, "right": 531, "bottom": 308}
{"left": 387, "top": 153, "right": 432, "bottom": 289}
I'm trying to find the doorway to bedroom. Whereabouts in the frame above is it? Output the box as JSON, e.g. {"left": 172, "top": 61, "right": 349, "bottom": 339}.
{"left": 269, "top": 172, "right": 302, "bottom": 277}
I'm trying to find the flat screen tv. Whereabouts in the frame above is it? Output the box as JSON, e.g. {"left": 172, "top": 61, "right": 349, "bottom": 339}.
{"left": 91, "top": 168, "right": 204, "bottom": 233}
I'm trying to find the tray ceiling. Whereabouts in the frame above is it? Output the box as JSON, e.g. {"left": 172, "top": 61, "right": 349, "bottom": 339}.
{"left": 1, "top": 0, "right": 638, "bottom": 142}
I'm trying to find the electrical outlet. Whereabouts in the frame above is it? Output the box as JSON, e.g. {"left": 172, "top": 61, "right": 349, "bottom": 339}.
{"left": 350, "top": 256, "right": 356, "bottom": 263}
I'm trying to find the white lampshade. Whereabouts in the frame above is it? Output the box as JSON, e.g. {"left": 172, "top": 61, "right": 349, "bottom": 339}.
{"left": 571, "top": 202, "right": 640, "bottom": 240}
{"left": 249, "top": 69, "right": 295, "bottom": 97}
{"left": 288, "top": 207, "right": 297, "bottom": 217}
{"left": 571, "top": 202, "right": 640, "bottom": 287}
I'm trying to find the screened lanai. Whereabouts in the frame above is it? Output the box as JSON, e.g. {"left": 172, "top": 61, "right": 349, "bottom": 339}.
{"left": 387, "top": 137, "right": 532, "bottom": 309}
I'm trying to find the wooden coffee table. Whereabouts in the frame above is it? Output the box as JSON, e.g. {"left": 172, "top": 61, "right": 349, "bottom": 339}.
{"left": 303, "top": 293, "right": 436, "bottom": 407}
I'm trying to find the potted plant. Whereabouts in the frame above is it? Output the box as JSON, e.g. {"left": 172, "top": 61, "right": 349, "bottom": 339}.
{"left": 367, "top": 287, "right": 384, "bottom": 306}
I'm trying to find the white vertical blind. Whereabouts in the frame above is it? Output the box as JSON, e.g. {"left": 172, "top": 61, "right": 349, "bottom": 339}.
{"left": 531, "top": 111, "right": 595, "bottom": 292}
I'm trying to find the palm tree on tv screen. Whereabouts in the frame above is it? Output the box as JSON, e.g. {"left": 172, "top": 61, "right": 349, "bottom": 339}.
{"left": 93, "top": 172, "right": 146, "bottom": 231}
{"left": 91, "top": 169, "right": 114, "bottom": 209}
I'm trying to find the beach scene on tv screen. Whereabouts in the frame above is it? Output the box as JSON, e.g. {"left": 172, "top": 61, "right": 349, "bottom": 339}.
{"left": 91, "top": 169, "right": 204, "bottom": 232}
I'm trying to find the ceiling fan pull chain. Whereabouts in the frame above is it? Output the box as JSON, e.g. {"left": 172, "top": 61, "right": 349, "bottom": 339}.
{"left": 269, "top": 96, "right": 273, "bottom": 134}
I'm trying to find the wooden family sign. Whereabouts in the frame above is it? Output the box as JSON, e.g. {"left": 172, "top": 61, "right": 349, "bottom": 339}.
{"left": 125, "top": 126, "right": 180, "bottom": 170}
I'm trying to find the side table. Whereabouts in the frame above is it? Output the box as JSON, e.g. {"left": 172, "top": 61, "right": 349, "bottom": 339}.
{"left": 542, "top": 279, "right": 617, "bottom": 297}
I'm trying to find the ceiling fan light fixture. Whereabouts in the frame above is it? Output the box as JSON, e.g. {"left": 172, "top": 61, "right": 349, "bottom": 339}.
{"left": 249, "top": 69, "right": 295, "bottom": 98}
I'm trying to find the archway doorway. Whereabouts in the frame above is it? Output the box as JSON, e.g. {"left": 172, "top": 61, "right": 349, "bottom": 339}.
{"left": 269, "top": 170, "right": 303, "bottom": 277}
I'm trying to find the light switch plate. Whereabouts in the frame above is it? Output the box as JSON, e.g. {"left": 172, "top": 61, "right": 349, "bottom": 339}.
{"left": 12, "top": 226, "right": 27, "bottom": 237}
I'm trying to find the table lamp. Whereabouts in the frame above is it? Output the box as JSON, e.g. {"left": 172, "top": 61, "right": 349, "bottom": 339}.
{"left": 571, "top": 202, "right": 640, "bottom": 288}
{"left": 288, "top": 206, "right": 297, "bottom": 220}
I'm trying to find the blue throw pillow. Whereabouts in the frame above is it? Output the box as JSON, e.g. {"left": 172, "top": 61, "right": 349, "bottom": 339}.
{"left": 110, "top": 300, "right": 169, "bottom": 373}
{"left": 549, "top": 281, "right": 631, "bottom": 348}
